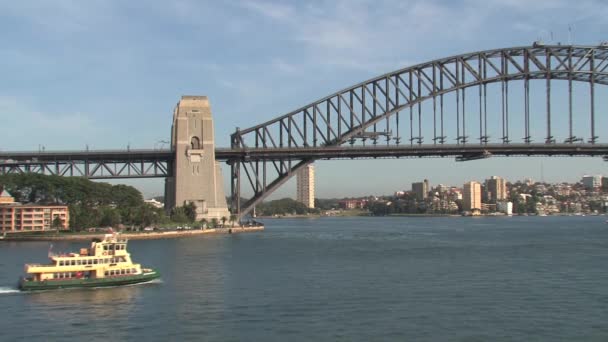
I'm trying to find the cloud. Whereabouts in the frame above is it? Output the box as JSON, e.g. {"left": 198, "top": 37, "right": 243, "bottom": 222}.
{"left": 240, "top": 0, "right": 294, "bottom": 20}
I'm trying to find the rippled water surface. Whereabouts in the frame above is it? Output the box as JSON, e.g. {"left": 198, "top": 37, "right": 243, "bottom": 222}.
{"left": 1, "top": 216, "right": 608, "bottom": 341}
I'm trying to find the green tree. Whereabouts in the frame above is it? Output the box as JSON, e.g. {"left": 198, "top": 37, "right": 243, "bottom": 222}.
{"left": 183, "top": 202, "right": 197, "bottom": 222}
{"left": 100, "top": 207, "right": 121, "bottom": 227}
{"left": 210, "top": 218, "right": 219, "bottom": 228}
{"left": 52, "top": 216, "right": 63, "bottom": 230}
{"left": 256, "top": 198, "right": 309, "bottom": 216}
{"left": 221, "top": 216, "right": 227, "bottom": 227}
{"left": 171, "top": 207, "right": 190, "bottom": 223}
{"left": 229, "top": 214, "right": 237, "bottom": 227}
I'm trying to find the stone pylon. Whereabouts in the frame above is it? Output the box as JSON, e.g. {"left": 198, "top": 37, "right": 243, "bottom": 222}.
{"left": 164, "top": 96, "right": 230, "bottom": 222}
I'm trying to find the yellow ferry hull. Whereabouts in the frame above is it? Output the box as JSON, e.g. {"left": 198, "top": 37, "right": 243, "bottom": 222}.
{"left": 19, "top": 270, "right": 160, "bottom": 291}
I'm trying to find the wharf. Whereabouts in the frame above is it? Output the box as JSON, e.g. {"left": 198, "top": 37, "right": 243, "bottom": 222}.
{"left": 0, "top": 226, "right": 264, "bottom": 242}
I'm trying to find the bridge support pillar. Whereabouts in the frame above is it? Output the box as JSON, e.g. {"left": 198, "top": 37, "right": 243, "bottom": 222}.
{"left": 164, "top": 96, "right": 230, "bottom": 222}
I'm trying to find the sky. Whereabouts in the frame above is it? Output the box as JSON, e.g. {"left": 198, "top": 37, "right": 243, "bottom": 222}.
{"left": 1, "top": 0, "right": 608, "bottom": 199}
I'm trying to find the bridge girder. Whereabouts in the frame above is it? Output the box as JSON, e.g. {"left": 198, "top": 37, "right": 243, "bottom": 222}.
{"left": 231, "top": 44, "right": 608, "bottom": 219}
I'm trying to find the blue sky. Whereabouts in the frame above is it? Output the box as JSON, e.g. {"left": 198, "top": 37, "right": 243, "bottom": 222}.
{"left": 1, "top": 0, "right": 608, "bottom": 199}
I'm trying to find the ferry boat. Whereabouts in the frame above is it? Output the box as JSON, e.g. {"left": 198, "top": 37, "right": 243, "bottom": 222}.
{"left": 18, "top": 232, "right": 160, "bottom": 291}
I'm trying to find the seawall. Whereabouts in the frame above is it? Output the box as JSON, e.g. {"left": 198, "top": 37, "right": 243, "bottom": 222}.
{"left": 0, "top": 226, "right": 264, "bottom": 242}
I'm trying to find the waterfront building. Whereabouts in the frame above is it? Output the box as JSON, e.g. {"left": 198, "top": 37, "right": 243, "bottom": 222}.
{"left": 582, "top": 175, "right": 602, "bottom": 190}
{"left": 486, "top": 176, "right": 507, "bottom": 203}
{"left": 0, "top": 190, "right": 69, "bottom": 233}
{"left": 481, "top": 203, "right": 496, "bottom": 212}
{"left": 296, "top": 164, "right": 315, "bottom": 208}
{"left": 497, "top": 201, "right": 513, "bottom": 215}
{"left": 412, "top": 179, "right": 429, "bottom": 201}
{"left": 338, "top": 199, "right": 368, "bottom": 210}
{"left": 463, "top": 181, "right": 482, "bottom": 213}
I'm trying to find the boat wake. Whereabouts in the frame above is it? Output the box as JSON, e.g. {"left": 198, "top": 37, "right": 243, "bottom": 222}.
{"left": 91, "top": 278, "right": 163, "bottom": 290}
{"left": 0, "top": 286, "right": 21, "bottom": 294}
{"left": 123, "top": 278, "right": 163, "bottom": 287}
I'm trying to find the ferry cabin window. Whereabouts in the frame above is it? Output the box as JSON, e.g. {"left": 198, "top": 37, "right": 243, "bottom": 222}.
{"left": 71, "top": 260, "right": 75, "bottom": 266}
{"left": 94, "top": 259, "right": 98, "bottom": 264}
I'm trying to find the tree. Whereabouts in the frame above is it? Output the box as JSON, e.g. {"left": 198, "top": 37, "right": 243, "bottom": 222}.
{"left": 256, "top": 198, "right": 309, "bottom": 216}
{"left": 200, "top": 218, "right": 208, "bottom": 229}
{"left": 229, "top": 214, "right": 237, "bottom": 227}
{"left": 183, "top": 202, "right": 197, "bottom": 222}
{"left": 52, "top": 216, "right": 63, "bottom": 230}
{"left": 221, "top": 216, "right": 227, "bottom": 227}
{"left": 171, "top": 207, "right": 189, "bottom": 223}
{"left": 210, "top": 218, "right": 219, "bottom": 228}
{"left": 100, "top": 207, "right": 121, "bottom": 227}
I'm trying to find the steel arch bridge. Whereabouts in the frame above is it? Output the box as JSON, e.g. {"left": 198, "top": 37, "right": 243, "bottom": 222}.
{"left": 229, "top": 44, "right": 608, "bottom": 218}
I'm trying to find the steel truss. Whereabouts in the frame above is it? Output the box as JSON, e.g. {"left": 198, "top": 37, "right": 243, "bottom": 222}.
{"left": 230, "top": 44, "right": 608, "bottom": 218}
{"left": 0, "top": 150, "right": 172, "bottom": 179}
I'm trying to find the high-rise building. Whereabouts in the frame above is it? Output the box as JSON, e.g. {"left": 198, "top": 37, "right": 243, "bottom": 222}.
{"left": 296, "top": 164, "right": 315, "bottom": 208}
{"left": 582, "top": 175, "right": 602, "bottom": 190}
{"left": 486, "top": 176, "right": 507, "bottom": 202}
{"left": 463, "top": 181, "right": 482, "bottom": 212}
{"left": 412, "top": 179, "right": 429, "bottom": 201}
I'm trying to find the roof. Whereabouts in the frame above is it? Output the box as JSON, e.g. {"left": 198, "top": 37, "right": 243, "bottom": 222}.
{"left": 0, "top": 189, "right": 12, "bottom": 198}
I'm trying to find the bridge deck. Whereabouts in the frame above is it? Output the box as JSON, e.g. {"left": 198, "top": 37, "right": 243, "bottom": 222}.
{"left": 1, "top": 144, "right": 607, "bottom": 164}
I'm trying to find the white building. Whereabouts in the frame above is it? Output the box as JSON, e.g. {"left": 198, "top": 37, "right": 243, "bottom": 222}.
{"left": 497, "top": 201, "right": 513, "bottom": 215}
{"left": 144, "top": 199, "right": 164, "bottom": 209}
{"left": 296, "top": 164, "right": 315, "bottom": 208}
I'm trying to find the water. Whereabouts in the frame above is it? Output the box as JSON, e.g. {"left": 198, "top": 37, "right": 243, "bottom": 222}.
{"left": 1, "top": 216, "right": 608, "bottom": 341}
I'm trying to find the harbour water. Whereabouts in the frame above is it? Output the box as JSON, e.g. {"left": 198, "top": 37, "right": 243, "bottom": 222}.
{"left": 1, "top": 216, "right": 607, "bottom": 341}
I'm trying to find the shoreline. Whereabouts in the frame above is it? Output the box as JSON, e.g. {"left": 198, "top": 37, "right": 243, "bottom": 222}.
{"left": 0, "top": 226, "right": 264, "bottom": 242}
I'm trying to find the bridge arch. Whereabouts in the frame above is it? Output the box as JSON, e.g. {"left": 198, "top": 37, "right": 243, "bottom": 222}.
{"left": 230, "top": 45, "right": 608, "bottom": 218}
